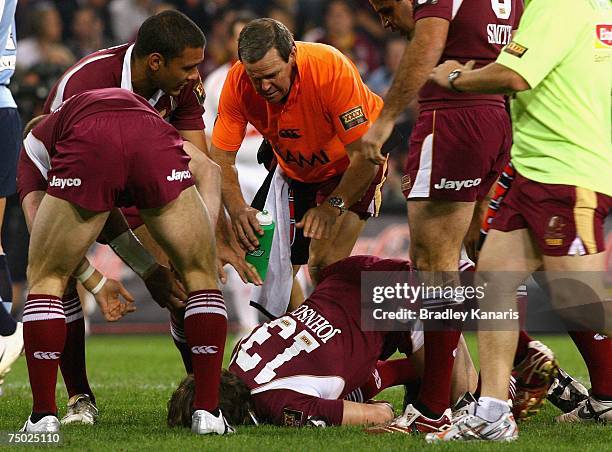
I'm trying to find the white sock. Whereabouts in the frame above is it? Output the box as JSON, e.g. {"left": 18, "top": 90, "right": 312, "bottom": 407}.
{"left": 477, "top": 396, "right": 510, "bottom": 422}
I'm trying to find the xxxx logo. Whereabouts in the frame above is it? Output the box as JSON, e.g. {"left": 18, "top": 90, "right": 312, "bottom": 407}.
{"left": 247, "top": 249, "right": 264, "bottom": 257}
{"left": 33, "top": 351, "right": 61, "bottom": 360}
{"left": 279, "top": 129, "right": 301, "bottom": 139}
{"left": 191, "top": 345, "right": 218, "bottom": 355}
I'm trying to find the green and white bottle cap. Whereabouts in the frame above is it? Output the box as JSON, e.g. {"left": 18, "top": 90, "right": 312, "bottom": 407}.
{"left": 256, "top": 210, "right": 273, "bottom": 226}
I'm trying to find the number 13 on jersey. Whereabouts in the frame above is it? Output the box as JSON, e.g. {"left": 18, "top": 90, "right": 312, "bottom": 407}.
{"left": 234, "top": 316, "right": 321, "bottom": 384}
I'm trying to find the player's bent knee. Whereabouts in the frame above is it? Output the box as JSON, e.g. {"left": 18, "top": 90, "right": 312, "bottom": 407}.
{"left": 173, "top": 256, "right": 218, "bottom": 291}
{"left": 308, "top": 252, "right": 347, "bottom": 284}
{"left": 411, "top": 251, "right": 450, "bottom": 272}
{"left": 307, "top": 259, "right": 327, "bottom": 285}
{"left": 159, "top": 255, "right": 216, "bottom": 289}
{"left": 308, "top": 249, "right": 342, "bottom": 273}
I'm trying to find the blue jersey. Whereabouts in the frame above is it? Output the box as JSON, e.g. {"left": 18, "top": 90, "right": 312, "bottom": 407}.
{"left": 0, "top": 0, "right": 17, "bottom": 107}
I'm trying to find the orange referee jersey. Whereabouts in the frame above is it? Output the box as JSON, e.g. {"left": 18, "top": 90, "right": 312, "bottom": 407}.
{"left": 212, "top": 42, "right": 383, "bottom": 183}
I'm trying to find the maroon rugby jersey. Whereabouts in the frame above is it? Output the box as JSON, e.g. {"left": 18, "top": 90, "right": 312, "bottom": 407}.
{"left": 228, "top": 255, "right": 412, "bottom": 427}
{"left": 415, "top": 0, "right": 524, "bottom": 110}
{"left": 43, "top": 43, "right": 205, "bottom": 130}
{"left": 25, "top": 88, "right": 178, "bottom": 175}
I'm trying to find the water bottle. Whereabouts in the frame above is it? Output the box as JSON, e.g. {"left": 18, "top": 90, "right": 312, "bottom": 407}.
{"left": 245, "top": 210, "right": 275, "bottom": 282}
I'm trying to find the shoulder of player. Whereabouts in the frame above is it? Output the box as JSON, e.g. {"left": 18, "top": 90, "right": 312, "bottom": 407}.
{"left": 61, "top": 44, "right": 127, "bottom": 84}
{"left": 225, "top": 59, "right": 249, "bottom": 82}
{"left": 328, "top": 255, "right": 381, "bottom": 272}
{"left": 296, "top": 41, "right": 359, "bottom": 90}
{"left": 317, "top": 255, "right": 373, "bottom": 282}
{"left": 220, "top": 62, "right": 255, "bottom": 104}
{"left": 179, "top": 76, "right": 205, "bottom": 100}
{"left": 74, "top": 43, "right": 129, "bottom": 68}
{"left": 297, "top": 42, "right": 349, "bottom": 72}
{"left": 73, "top": 88, "right": 149, "bottom": 110}
{"left": 523, "top": 0, "right": 574, "bottom": 14}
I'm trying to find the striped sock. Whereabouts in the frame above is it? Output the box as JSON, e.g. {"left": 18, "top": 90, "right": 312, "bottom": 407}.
{"left": 170, "top": 308, "right": 192, "bottom": 374}
{"left": 23, "top": 294, "right": 66, "bottom": 415}
{"left": 360, "top": 358, "right": 420, "bottom": 401}
{"left": 183, "top": 290, "right": 227, "bottom": 411}
{"left": 569, "top": 331, "right": 612, "bottom": 399}
{"left": 417, "top": 330, "right": 461, "bottom": 417}
{"left": 59, "top": 291, "right": 94, "bottom": 402}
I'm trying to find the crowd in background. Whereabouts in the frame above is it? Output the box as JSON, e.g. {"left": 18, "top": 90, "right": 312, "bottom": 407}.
{"left": 10, "top": 0, "right": 416, "bottom": 198}
{"left": 3, "top": 0, "right": 417, "bottom": 324}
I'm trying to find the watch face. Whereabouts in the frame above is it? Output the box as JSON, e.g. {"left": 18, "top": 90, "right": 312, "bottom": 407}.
{"left": 448, "top": 70, "right": 462, "bottom": 92}
{"left": 328, "top": 196, "right": 344, "bottom": 207}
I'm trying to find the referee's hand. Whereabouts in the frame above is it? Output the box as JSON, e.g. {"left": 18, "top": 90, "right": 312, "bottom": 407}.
{"left": 297, "top": 204, "right": 339, "bottom": 240}
{"left": 216, "top": 240, "right": 262, "bottom": 286}
{"left": 230, "top": 205, "right": 263, "bottom": 251}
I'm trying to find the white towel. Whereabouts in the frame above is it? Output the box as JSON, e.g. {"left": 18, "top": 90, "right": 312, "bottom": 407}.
{"left": 250, "top": 166, "right": 293, "bottom": 319}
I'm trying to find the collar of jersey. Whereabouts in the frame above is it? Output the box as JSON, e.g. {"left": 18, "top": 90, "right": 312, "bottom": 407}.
{"left": 281, "top": 44, "right": 305, "bottom": 109}
{"left": 121, "top": 43, "right": 165, "bottom": 107}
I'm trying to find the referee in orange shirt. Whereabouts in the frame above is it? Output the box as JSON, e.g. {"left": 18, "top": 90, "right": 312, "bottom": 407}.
{"left": 211, "top": 18, "right": 395, "bottom": 292}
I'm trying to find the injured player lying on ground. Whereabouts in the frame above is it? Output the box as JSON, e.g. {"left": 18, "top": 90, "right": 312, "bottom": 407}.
{"left": 167, "top": 255, "right": 478, "bottom": 429}
{"left": 167, "top": 255, "right": 589, "bottom": 432}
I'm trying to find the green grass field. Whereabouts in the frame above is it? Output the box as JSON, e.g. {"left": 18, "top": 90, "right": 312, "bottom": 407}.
{"left": 1, "top": 334, "right": 609, "bottom": 451}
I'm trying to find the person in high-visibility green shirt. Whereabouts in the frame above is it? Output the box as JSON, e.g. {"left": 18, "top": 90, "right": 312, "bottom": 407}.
{"left": 427, "top": 0, "right": 612, "bottom": 442}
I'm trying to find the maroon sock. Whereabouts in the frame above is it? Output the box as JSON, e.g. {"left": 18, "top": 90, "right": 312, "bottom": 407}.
{"left": 514, "top": 330, "right": 533, "bottom": 366}
{"left": 417, "top": 330, "right": 461, "bottom": 417}
{"left": 360, "top": 358, "right": 420, "bottom": 400}
{"left": 475, "top": 373, "right": 481, "bottom": 397}
{"left": 569, "top": 331, "right": 612, "bottom": 399}
{"left": 23, "top": 294, "right": 67, "bottom": 415}
{"left": 170, "top": 308, "right": 193, "bottom": 374}
{"left": 59, "top": 291, "right": 94, "bottom": 402}
{"left": 183, "top": 290, "right": 227, "bottom": 411}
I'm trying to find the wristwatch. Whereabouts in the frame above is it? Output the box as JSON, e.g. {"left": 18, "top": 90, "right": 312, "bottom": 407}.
{"left": 327, "top": 196, "right": 346, "bottom": 216}
{"left": 448, "top": 69, "right": 463, "bottom": 93}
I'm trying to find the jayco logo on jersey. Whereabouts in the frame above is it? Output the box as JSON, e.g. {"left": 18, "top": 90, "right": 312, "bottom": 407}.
{"left": 48, "top": 176, "right": 82, "bottom": 189}
{"left": 166, "top": 169, "right": 192, "bottom": 182}
{"left": 34, "top": 351, "right": 61, "bottom": 360}
{"left": 191, "top": 345, "right": 218, "bottom": 354}
{"left": 434, "top": 178, "right": 481, "bottom": 191}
